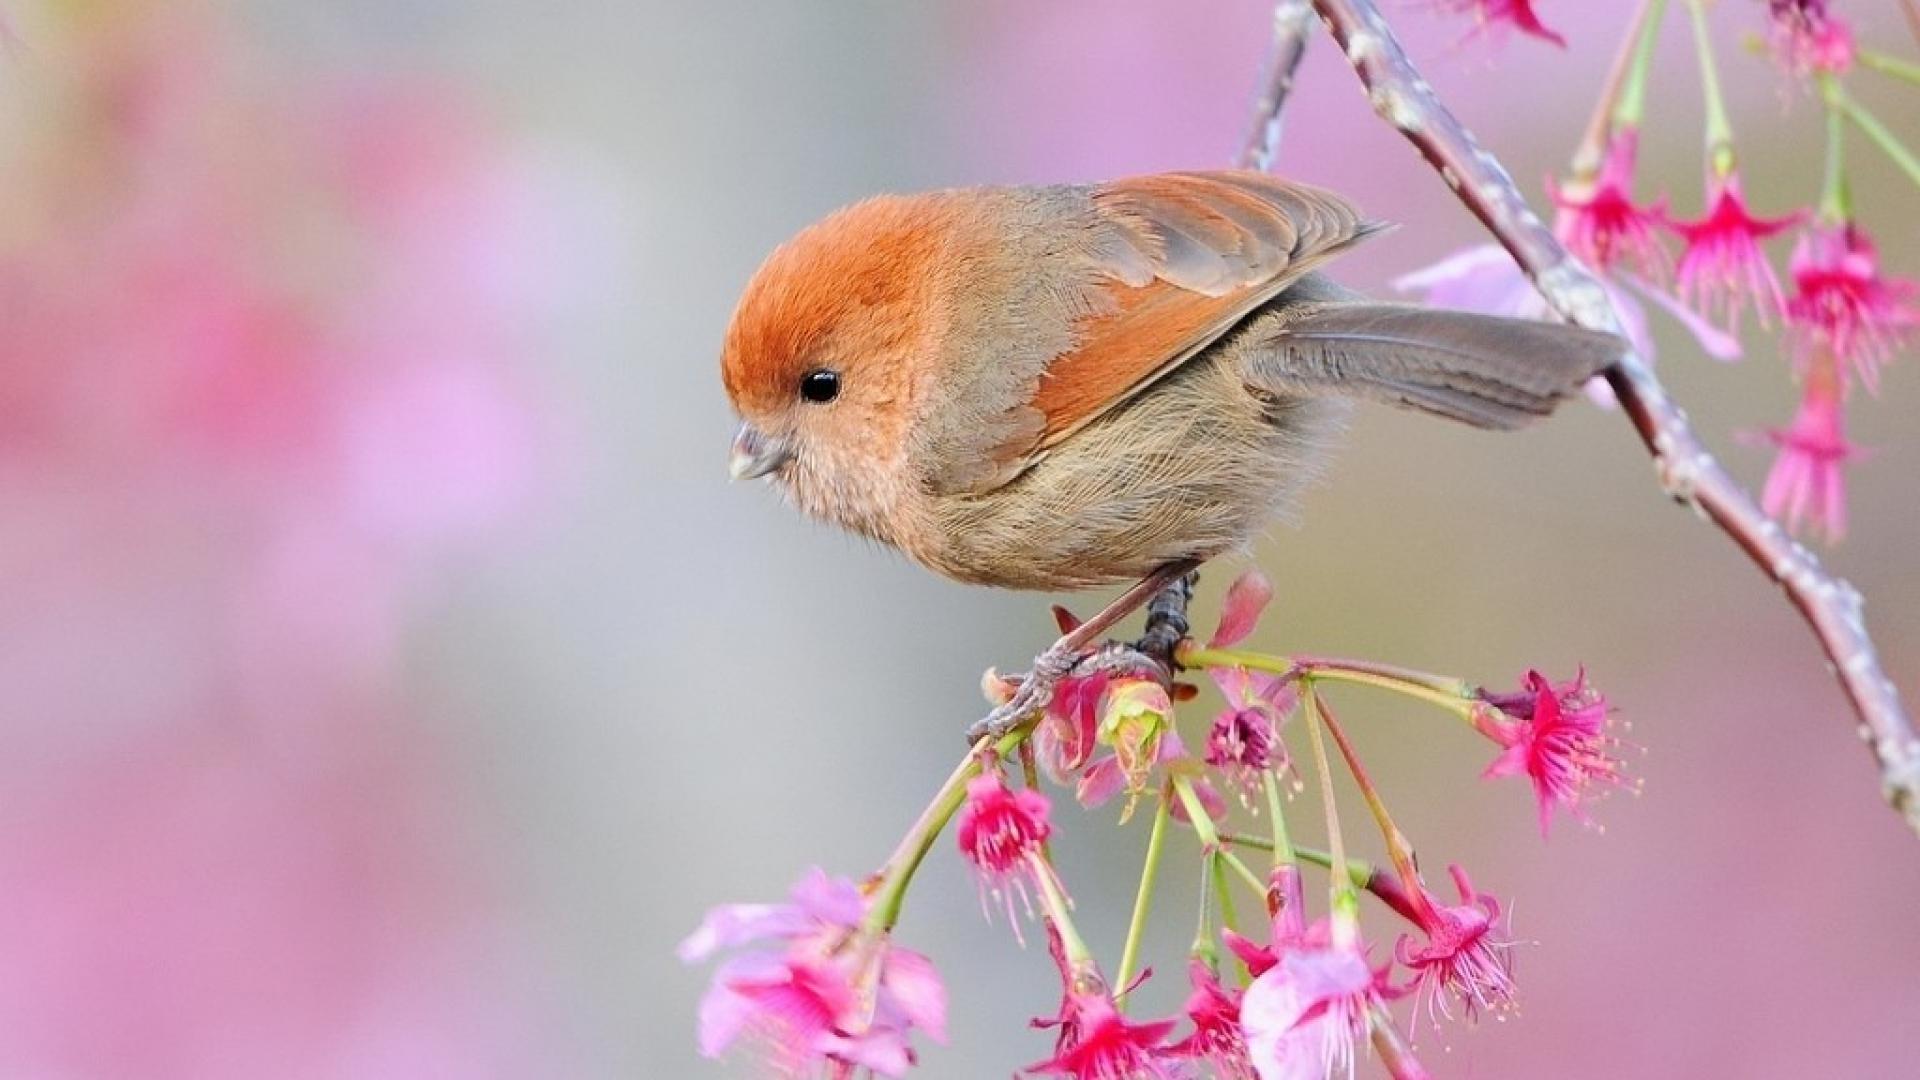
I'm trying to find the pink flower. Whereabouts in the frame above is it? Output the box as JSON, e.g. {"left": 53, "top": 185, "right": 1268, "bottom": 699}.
{"left": 1786, "top": 225, "right": 1918, "bottom": 393}
{"left": 1076, "top": 680, "right": 1178, "bottom": 815}
{"left": 956, "top": 771, "right": 1057, "bottom": 937}
{"left": 1759, "top": 361, "right": 1858, "bottom": 542}
{"left": 1204, "top": 666, "right": 1296, "bottom": 802}
{"left": 1549, "top": 129, "right": 1671, "bottom": 280}
{"left": 1393, "top": 865, "right": 1517, "bottom": 1026}
{"left": 680, "top": 869, "right": 948, "bottom": 1077}
{"left": 1166, "top": 960, "right": 1256, "bottom": 1080}
{"left": 1394, "top": 244, "right": 1741, "bottom": 383}
{"left": 1476, "top": 669, "right": 1629, "bottom": 835}
{"left": 1240, "top": 945, "right": 1383, "bottom": 1080}
{"left": 1767, "top": 1, "right": 1855, "bottom": 76}
{"left": 1026, "top": 988, "right": 1179, "bottom": 1080}
{"left": 1036, "top": 671, "right": 1111, "bottom": 783}
{"left": 1431, "top": 0, "right": 1567, "bottom": 48}
{"left": 1209, "top": 568, "right": 1275, "bottom": 649}
{"left": 1669, "top": 174, "right": 1803, "bottom": 334}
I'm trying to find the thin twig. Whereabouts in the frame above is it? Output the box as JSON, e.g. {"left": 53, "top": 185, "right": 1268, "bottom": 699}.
{"left": 1304, "top": 0, "right": 1920, "bottom": 832}
{"left": 1239, "top": 0, "right": 1317, "bottom": 170}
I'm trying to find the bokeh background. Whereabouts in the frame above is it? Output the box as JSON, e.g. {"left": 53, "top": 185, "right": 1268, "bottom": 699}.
{"left": 2, "top": 1, "right": 1916, "bottom": 1077}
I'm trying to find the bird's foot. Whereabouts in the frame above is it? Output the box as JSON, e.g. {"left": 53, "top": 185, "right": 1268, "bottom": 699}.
{"left": 965, "top": 643, "right": 1080, "bottom": 746}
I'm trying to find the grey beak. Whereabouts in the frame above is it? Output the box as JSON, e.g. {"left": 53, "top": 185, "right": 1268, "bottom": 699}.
{"left": 729, "top": 423, "right": 792, "bottom": 481}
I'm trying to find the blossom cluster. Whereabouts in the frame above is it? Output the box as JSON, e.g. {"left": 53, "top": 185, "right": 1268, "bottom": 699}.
{"left": 1403, "top": 0, "right": 1918, "bottom": 543}
{"left": 682, "top": 572, "right": 1632, "bottom": 1077}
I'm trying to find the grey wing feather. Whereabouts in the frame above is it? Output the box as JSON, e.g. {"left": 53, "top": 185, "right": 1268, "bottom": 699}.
{"left": 1240, "top": 299, "right": 1626, "bottom": 430}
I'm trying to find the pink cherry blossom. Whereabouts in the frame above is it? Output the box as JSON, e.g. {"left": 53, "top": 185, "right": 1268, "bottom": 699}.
{"left": 1036, "top": 671, "right": 1111, "bottom": 783}
{"left": 1026, "top": 987, "right": 1179, "bottom": 1080}
{"left": 956, "top": 771, "right": 1058, "bottom": 938}
{"left": 1669, "top": 174, "right": 1803, "bottom": 334}
{"left": 1209, "top": 568, "right": 1275, "bottom": 649}
{"left": 1393, "top": 864, "right": 1517, "bottom": 1026}
{"left": 1759, "top": 361, "right": 1858, "bottom": 542}
{"left": 1430, "top": 0, "right": 1567, "bottom": 48}
{"left": 1785, "top": 224, "right": 1918, "bottom": 393}
{"left": 1204, "top": 666, "right": 1296, "bottom": 802}
{"left": 1394, "top": 243, "right": 1741, "bottom": 385}
{"left": 1767, "top": 1, "right": 1855, "bottom": 76}
{"left": 1166, "top": 960, "right": 1256, "bottom": 1080}
{"left": 1549, "top": 129, "right": 1671, "bottom": 280}
{"left": 1475, "top": 668, "right": 1629, "bottom": 835}
{"left": 1240, "top": 945, "right": 1381, "bottom": 1080}
{"left": 680, "top": 869, "right": 948, "bottom": 1077}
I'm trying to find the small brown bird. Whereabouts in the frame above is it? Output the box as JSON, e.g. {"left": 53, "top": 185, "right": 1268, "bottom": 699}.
{"left": 721, "top": 170, "right": 1622, "bottom": 592}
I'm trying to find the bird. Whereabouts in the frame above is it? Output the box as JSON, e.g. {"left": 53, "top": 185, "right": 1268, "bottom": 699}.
{"left": 720, "top": 169, "right": 1623, "bottom": 596}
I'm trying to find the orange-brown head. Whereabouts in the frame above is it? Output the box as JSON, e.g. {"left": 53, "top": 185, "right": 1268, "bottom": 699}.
{"left": 720, "top": 192, "right": 965, "bottom": 541}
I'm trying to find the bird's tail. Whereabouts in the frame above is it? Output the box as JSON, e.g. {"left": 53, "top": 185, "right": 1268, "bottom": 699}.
{"left": 1248, "top": 302, "right": 1626, "bottom": 430}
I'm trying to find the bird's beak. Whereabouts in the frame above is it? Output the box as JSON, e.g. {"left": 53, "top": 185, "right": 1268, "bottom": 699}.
{"left": 729, "top": 423, "right": 792, "bottom": 481}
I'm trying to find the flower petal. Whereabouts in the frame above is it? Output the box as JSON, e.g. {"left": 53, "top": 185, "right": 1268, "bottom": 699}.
{"left": 1210, "top": 569, "right": 1274, "bottom": 648}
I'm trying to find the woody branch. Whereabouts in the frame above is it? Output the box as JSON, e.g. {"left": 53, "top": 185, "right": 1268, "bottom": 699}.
{"left": 1240, "top": 0, "right": 1920, "bottom": 833}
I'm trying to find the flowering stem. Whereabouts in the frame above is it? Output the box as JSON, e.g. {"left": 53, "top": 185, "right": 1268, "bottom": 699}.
{"left": 1114, "top": 787, "right": 1171, "bottom": 1005}
{"left": 1030, "top": 849, "right": 1096, "bottom": 975}
{"left": 1857, "top": 48, "right": 1920, "bottom": 89}
{"left": 1211, "top": 851, "right": 1242, "bottom": 944}
{"left": 866, "top": 725, "right": 1032, "bottom": 935}
{"left": 1301, "top": 684, "right": 1360, "bottom": 947}
{"left": 1832, "top": 89, "right": 1920, "bottom": 192}
{"left": 1262, "top": 769, "right": 1295, "bottom": 868}
{"left": 1308, "top": 0, "right": 1920, "bottom": 833}
{"left": 1317, "top": 696, "right": 1436, "bottom": 922}
{"left": 1369, "top": 1003, "right": 1434, "bottom": 1080}
{"left": 1610, "top": 0, "right": 1669, "bottom": 133}
{"left": 1814, "top": 77, "right": 1852, "bottom": 226}
{"left": 1682, "top": 0, "right": 1736, "bottom": 177}
{"left": 1573, "top": 0, "right": 1667, "bottom": 178}
{"left": 1191, "top": 852, "right": 1221, "bottom": 965}
{"left": 1218, "top": 846, "right": 1271, "bottom": 896}
{"left": 1179, "top": 646, "right": 1476, "bottom": 715}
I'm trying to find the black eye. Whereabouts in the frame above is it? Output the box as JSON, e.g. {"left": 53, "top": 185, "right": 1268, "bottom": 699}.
{"left": 799, "top": 368, "right": 840, "bottom": 404}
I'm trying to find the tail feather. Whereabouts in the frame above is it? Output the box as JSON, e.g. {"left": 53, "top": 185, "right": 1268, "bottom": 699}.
{"left": 1244, "top": 302, "right": 1625, "bottom": 430}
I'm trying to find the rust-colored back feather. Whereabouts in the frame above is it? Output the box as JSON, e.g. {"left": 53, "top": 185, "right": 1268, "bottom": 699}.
{"left": 1030, "top": 171, "right": 1382, "bottom": 450}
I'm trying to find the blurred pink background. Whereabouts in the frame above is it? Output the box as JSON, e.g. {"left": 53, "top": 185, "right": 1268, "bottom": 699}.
{"left": 1, "top": 2, "right": 1915, "bottom": 1077}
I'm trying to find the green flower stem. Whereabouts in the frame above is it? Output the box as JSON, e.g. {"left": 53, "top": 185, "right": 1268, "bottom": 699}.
{"left": 1114, "top": 788, "right": 1171, "bottom": 1006}
{"left": 1572, "top": 0, "right": 1668, "bottom": 180}
{"left": 1030, "top": 849, "right": 1097, "bottom": 975}
{"left": 1262, "top": 769, "right": 1295, "bottom": 869}
{"left": 1178, "top": 646, "right": 1476, "bottom": 716}
{"left": 1221, "top": 834, "right": 1370, "bottom": 888}
{"left": 1191, "top": 851, "right": 1221, "bottom": 966}
{"left": 865, "top": 725, "right": 1032, "bottom": 935}
{"left": 1834, "top": 89, "right": 1920, "bottom": 192}
{"left": 1858, "top": 48, "right": 1920, "bottom": 89}
{"left": 1171, "top": 774, "right": 1221, "bottom": 848}
{"left": 1816, "top": 75, "right": 1853, "bottom": 225}
{"left": 1612, "top": 0, "right": 1670, "bottom": 132}
{"left": 1683, "top": 0, "right": 1737, "bottom": 177}
{"left": 1224, "top": 834, "right": 1425, "bottom": 926}
{"left": 1317, "top": 696, "right": 1438, "bottom": 922}
{"left": 1301, "top": 685, "right": 1359, "bottom": 948}
{"left": 1211, "top": 851, "right": 1241, "bottom": 941}
{"left": 1218, "top": 847, "right": 1270, "bottom": 896}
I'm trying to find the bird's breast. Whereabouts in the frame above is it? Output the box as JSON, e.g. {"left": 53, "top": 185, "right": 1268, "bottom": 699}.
{"left": 900, "top": 351, "right": 1347, "bottom": 590}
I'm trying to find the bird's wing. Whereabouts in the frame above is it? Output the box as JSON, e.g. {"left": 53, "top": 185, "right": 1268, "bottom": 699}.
{"left": 1030, "top": 171, "right": 1383, "bottom": 451}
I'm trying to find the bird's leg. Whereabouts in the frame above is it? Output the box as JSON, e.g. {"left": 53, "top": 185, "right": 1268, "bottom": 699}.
{"left": 966, "top": 560, "right": 1200, "bottom": 745}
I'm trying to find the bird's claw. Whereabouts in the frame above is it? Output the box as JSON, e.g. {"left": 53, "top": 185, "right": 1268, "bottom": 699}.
{"left": 966, "top": 644, "right": 1081, "bottom": 746}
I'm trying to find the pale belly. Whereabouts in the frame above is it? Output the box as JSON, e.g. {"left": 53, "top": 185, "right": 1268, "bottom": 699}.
{"left": 910, "top": 352, "right": 1347, "bottom": 590}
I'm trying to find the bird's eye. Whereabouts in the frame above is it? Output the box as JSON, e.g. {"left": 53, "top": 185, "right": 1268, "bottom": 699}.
{"left": 799, "top": 368, "right": 841, "bottom": 404}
